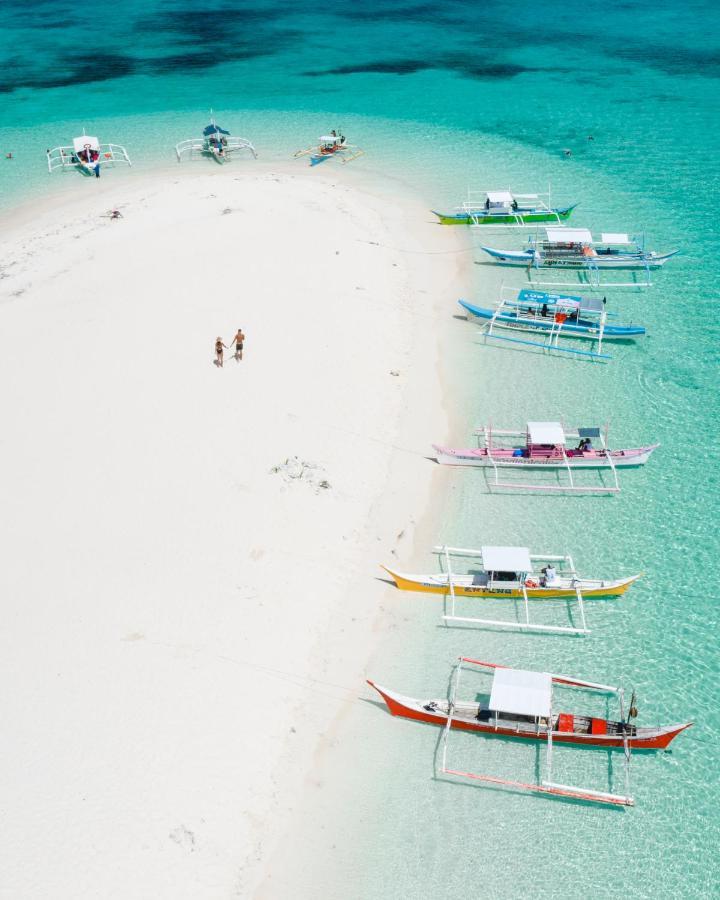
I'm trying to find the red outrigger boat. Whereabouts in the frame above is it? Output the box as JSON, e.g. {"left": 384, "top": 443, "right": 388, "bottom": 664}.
{"left": 369, "top": 658, "right": 692, "bottom": 806}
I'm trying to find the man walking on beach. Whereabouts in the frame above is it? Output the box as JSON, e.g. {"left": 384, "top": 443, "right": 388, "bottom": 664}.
{"left": 231, "top": 327, "right": 245, "bottom": 361}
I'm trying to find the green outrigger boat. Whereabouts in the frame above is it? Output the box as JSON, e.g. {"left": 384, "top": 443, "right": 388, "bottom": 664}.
{"left": 433, "top": 188, "right": 578, "bottom": 227}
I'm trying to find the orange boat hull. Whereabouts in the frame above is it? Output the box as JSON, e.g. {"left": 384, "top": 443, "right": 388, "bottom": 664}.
{"left": 368, "top": 681, "right": 691, "bottom": 751}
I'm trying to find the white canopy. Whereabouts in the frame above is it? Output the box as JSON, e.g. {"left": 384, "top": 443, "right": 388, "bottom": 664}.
{"left": 486, "top": 190, "right": 514, "bottom": 204}
{"left": 490, "top": 667, "right": 552, "bottom": 718}
{"left": 545, "top": 227, "right": 592, "bottom": 243}
{"left": 481, "top": 545, "right": 532, "bottom": 574}
{"left": 527, "top": 421, "right": 565, "bottom": 445}
{"left": 579, "top": 296, "right": 604, "bottom": 312}
{"left": 73, "top": 135, "right": 99, "bottom": 152}
{"left": 319, "top": 135, "right": 339, "bottom": 142}
{"left": 556, "top": 298, "right": 581, "bottom": 310}
{"left": 600, "top": 232, "right": 631, "bottom": 244}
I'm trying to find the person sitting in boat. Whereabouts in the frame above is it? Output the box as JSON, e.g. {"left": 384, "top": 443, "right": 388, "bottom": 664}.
{"left": 576, "top": 437, "right": 593, "bottom": 452}
{"left": 541, "top": 564, "right": 558, "bottom": 586}
{"left": 484, "top": 197, "right": 490, "bottom": 211}
{"left": 511, "top": 198, "right": 518, "bottom": 211}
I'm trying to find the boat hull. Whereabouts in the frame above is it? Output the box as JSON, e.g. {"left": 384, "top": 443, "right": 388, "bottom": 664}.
{"left": 368, "top": 682, "right": 691, "bottom": 751}
{"left": 459, "top": 300, "right": 645, "bottom": 338}
{"left": 433, "top": 204, "right": 577, "bottom": 226}
{"left": 433, "top": 444, "right": 659, "bottom": 468}
{"left": 382, "top": 567, "right": 640, "bottom": 599}
{"left": 480, "top": 246, "right": 678, "bottom": 269}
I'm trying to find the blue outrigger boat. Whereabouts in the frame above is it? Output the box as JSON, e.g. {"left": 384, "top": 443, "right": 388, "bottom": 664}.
{"left": 293, "top": 132, "right": 364, "bottom": 167}
{"left": 460, "top": 289, "right": 645, "bottom": 361}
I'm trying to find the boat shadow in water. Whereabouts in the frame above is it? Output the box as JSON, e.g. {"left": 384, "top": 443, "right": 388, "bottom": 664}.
{"left": 361, "top": 696, "right": 393, "bottom": 714}
{"left": 479, "top": 468, "right": 622, "bottom": 495}
{"left": 375, "top": 575, "right": 397, "bottom": 588}
{"left": 472, "top": 335, "right": 640, "bottom": 364}
{"left": 436, "top": 572, "right": 623, "bottom": 636}
{"left": 431, "top": 743, "right": 628, "bottom": 811}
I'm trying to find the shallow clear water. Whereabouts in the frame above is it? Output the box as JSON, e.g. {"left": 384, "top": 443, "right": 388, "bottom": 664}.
{"left": 1, "top": 1, "right": 718, "bottom": 897}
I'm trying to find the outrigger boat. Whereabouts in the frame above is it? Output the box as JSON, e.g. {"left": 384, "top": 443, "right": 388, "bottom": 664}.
{"left": 433, "top": 187, "right": 577, "bottom": 228}
{"left": 383, "top": 544, "right": 641, "bottom": 634}
{"left": 369, "top": 658, "right": 692, "bottom": 806}
{"left": 293, "top": 131, "right": 364, "bottom": 167}
{"left": 46, "top": 131, "right": 131, "bottom": 177}
{"left": 434, "top": 421, "right": 658, "bottom": 493}
{"left": 175, "top": 114, "right": 257, "bottom": 163}
{"left": 481, "top": 227, "right": 678, "bottom": 289}
{"left": 460, "top": 287, "right": 645, "bottom": 361}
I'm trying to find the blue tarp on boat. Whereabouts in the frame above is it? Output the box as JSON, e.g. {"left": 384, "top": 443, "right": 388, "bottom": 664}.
{"left": 203, "top": 123, "right": 230, "bottom": 137}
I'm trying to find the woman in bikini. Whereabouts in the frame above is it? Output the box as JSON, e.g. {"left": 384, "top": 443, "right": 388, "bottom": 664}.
{"left": 231, "top": 328, "right": 245, "bottom": 361}
{"left": 215, "top": 336, "right": 228, "bottom": 367}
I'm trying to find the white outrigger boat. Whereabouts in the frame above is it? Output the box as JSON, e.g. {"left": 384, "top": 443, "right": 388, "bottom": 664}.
{"left": 434, "top": 421, "right": 658, "bottom": 493}
{"left": 383, "top": 544, "right": 641, "bottom": 635}
{"left": 433, "top": 186, "right": 577, "bottom": 228}
{"left": 481, "top": 227, "right": 678, "bottom": 289}
{"left": 175, "top": 115, "right": 257, "bottom": 163}
{"left": 46, "top": 132, "right": 131, "bottom": 177}
{"left": 460, "top": 286, "right": 645, "bottom": 361}
{"left": 369, "top": 658, "right": 691, "bottom": 806}
{"left": 293, "top": 131, "right": 364, "bottom": 166}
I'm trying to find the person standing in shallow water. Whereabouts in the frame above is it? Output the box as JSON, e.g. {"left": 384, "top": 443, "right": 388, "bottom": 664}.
{"left": 231, "top": 328, "right": 245, "bottom": 361}
{"left": 215, "top": 336, "right": 228, "bottom": 367}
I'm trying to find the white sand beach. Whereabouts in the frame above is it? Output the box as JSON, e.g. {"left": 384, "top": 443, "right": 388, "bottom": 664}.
{"left": 0, "top": 163, "right": 469, "bottom": 898}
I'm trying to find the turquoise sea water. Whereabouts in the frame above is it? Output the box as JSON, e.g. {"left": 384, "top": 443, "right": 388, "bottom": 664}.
{"left": 1, "top": 1, "right": 718, "bottom": 897}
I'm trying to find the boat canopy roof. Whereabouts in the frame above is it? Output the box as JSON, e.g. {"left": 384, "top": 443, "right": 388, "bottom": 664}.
{"left": 515, "top": 291, "right": 604, "bottom": 314}
{"left": 579, "top": 296, "right": 605, "bottom": 312}
{"left": 486, "top": 190, "right": 514, "bottom": 203}
{"left": 518, "top": 289, "right": 583, "bottom": 306}
{"left": 600, "top": 232, "right": 631, "bottom": 244}
{"left": 490, "top": 667, "right": 552, "bottom": 718}
{"left": 204, "top": 123, "right": 230, "bottom": 136}
{"left": 319, "top": 134, "right": 339, "bottom": 142}
{"left": 546, "top": 227, "right": 592, "bottom": 243}
{"left": 73, "top": 135, "right": 99, "bottom": 152}
{"left": 481, "top": 545, "right": 532, "bottom": 573}
{"left": 527, "top": 421, "right": 565, "bottom": 445}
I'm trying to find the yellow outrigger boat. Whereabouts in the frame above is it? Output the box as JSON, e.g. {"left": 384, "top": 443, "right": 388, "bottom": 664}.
{"left": 383, "top": 545, "right": 640, "bottom": 634}
{"left": 383, "top": 567, "right": 639, "bottom": 599}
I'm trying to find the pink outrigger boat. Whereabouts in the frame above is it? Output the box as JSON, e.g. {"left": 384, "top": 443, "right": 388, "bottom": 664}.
{"left": 434, "top": 421, "right": 658, "bottom": 493}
